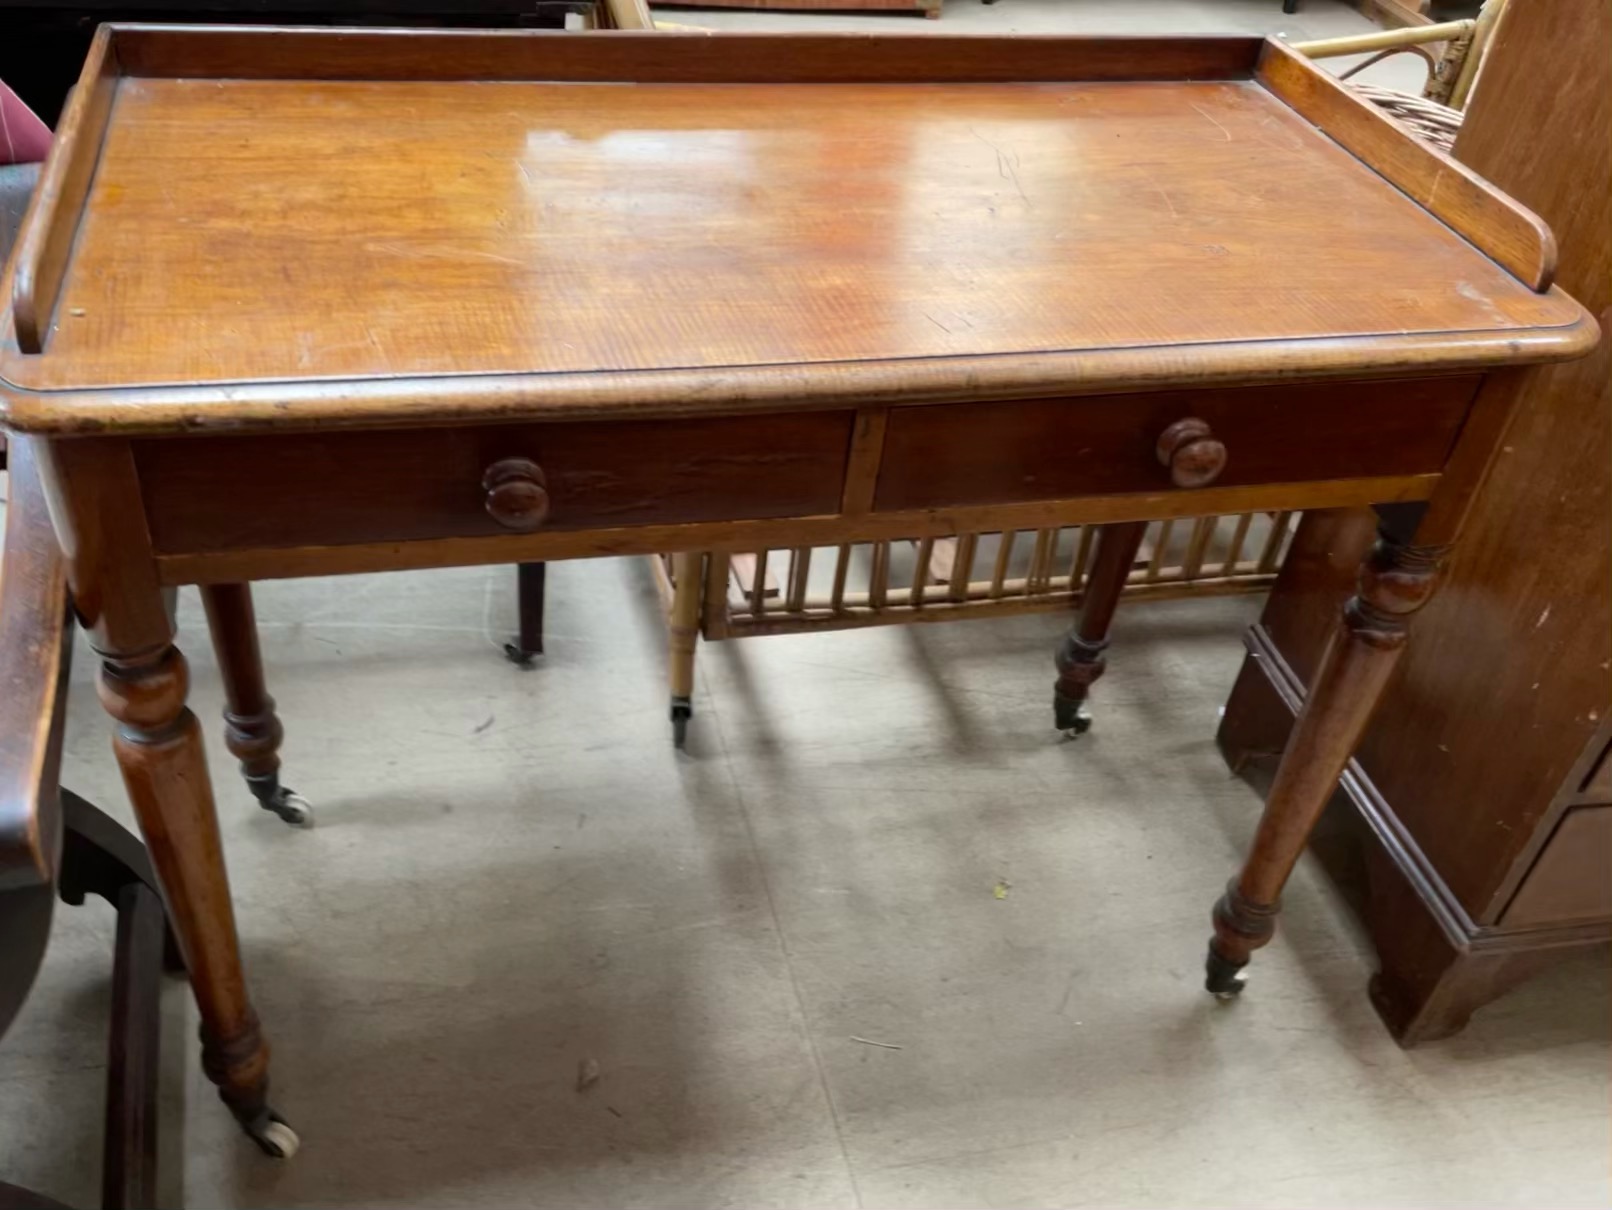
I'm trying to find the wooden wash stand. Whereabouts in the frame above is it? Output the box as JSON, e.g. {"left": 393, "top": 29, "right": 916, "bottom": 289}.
{"left": 0, "top": 27, "right": 1594, "bottom": 1154}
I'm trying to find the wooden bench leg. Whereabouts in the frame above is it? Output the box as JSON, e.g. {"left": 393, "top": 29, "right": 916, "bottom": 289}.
{"left": 1053, "top": 520, "right": 1147, "bottom": 735}
{"left": 200, "top": 583, "right": 310, "bottom": 827}
{"left": 1207, "top": 521, "right": 1447, "bottom": 996}
{"left": 668, "top": 552, "right": 701, "bottom": 748}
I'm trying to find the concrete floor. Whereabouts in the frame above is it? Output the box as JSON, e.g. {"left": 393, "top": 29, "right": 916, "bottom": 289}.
{"left": 3, "top": 2, "right": 1609, "bottom": 1207}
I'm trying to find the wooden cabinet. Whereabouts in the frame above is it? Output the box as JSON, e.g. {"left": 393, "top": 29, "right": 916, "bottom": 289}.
{"left": 1217, "top": 0, "right": 1611, "bottom": 1044}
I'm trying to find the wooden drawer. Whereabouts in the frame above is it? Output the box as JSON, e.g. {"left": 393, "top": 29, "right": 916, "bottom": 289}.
{"left": 873, "top": 377, "right": 1479, "bottom": 512}
{"left": 134, "top": 412, "right": 855, "bottom": 553}
{"left": 1501, "top": 806, "right": 1612, "bottom": 927}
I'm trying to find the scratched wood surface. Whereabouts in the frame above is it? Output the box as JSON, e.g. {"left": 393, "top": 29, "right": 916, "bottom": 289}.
{"left": 0, "top": 74, "right": 1583, "bottom": 403}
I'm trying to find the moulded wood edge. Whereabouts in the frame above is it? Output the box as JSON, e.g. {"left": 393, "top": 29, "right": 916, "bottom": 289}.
{"left": 1, "top": 319, "right": 1599, "bottom": 437}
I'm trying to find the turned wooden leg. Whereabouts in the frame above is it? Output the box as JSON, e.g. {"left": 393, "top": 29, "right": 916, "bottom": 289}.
{"left": 42, "top": 439, "right": 295, "bottom": 1156}
{"left": 668, "top": 551, "right": 701, "bottom": 748}
{"left": 200, "top": 583, "right": 310, "bottom": 827}
{"left": 1206, "top": 522, "right": 1447, "bottom": 996}
{"left": 504, "top": 561, "right": 546, "bottom": 668}
{"left": 1053, "top": 521, "right": 1147, "bottom": 734}
{"left": 98, "top": 642, "right": 296, "bottom": 1155}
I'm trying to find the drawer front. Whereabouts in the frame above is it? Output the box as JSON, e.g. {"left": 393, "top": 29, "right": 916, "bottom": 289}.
{"left": 874, "top": 377, "right": 1479, "bottom": 512}
{"left": 135, "top": 412, "right": 855, "bottom": 553}
{"left": 1501, "top": 806, "right": 1612, "bottom": 928}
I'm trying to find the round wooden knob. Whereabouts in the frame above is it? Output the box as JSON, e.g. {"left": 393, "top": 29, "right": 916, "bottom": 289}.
{"left": 1156, "top": 418, "right": 1227, "bottom": 489}
{"left": 482, "top": 458, "right": 550, "bottom": 531}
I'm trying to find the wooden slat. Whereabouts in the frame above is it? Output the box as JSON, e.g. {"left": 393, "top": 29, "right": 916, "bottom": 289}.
{"left": 1027, "top": 528, "right": 1056, "bottom": 594}
{"left": 750, "top": 549, "right": 770, "bottom": 617}
{"left": 910, "top": 538, "right": 935, "bottom": 607}
{"left": 989, "top": 531, "right": 1017, "bottom": 598}
{"left": 1221, "top": 512, "right": 1255, "bottom": 574}
{"left": 717, "top": 571, "right": 1278, "bottom": 637}
{"left": 785, "top": 547, "right": 812, "bottom": 612}
{"left": 730, "top": 552, "right": 780, "bottom": 601}
{"left": 1256, "top": 38, "right": 1556, "bottom": 290}
{"left": 947, "top": 533, "right": 978, "bottom": 602}
{"left": 869, "top": 542, "right": 891, "bottom": 610}
{"left": 1069, "top": 526, "right": 1095, "bottom": 588}
{"left": 1182, "top": 516, "right": 1216, "bottom": 579}
{"left": 1146, "top": 520, "right": 1175, "bottom": 580}
{"left": 829, "top": 544, "right": 852, "bottom": 612}
{"left": 1257, "top": 511, "right": 1294, "bottom": 573}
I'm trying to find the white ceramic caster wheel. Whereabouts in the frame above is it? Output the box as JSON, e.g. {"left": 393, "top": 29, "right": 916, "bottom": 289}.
{"left": 248, "top": 1115, "right": 300, "bottom": 1159}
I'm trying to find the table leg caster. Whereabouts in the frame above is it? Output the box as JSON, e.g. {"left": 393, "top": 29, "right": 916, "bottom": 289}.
{"left": 502, "top": 640, "right": 538, "bottom": 669}
{"left": 670, "top": 697, "right": 693, "bottom": 749}
{"left": 248, "top": 775, "right": 313, "bottom": 827}
{"left": 1059, "top": 702, "right": 1093, "bottom": 739}
{"left": 1204, "top": 945, "right": 1248, "bottom": 1000}
{"left": 242, "top": 1108, "right": 300, "bottom": 1159}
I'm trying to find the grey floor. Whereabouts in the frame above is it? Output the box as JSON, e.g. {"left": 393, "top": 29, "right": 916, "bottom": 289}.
{"left": 3, "top": 2, "right": 1610, "bottom": 1208}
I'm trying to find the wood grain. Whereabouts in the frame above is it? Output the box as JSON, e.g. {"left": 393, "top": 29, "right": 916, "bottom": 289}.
{"left": 150, "top": 473, "right": 1441, "bottom": 586}
{"left": 0, "top": 438, "right": 74, "bottom": 891}
{"left": 9, "top": 25, "right": 118, "bottom": 354}
{"left": 1500, "top": 808, "right": 1612, "bottom": 927}
{"left": 106, "top": 27, "right": 1262, "bottom": 83}
{"left": 200, "top": 583, "right": 287, "bottom": 803}
{"left": 1210, "top": 528, "right": 1447, "bottom": 985}
{"left": 1217, "top": 0, "right": 1612, "bottom": 1038}
{"left": 1256, "top": 38, "right": 1556, "bottom": 291}
{"left": 34, "top": 439, "right": 170, "bottom": 655}
{"left": 841, "top": 408, "right": 890, "bottom": 515}
{"left": 0, "top": 32, "right": 1593, "bottom": 437}
{"left": 134, "top": 412, "right": 854, "bottom": 553}
{"left": 1348, "top": 0, "right": 1612, "bottom": 920}
{"left": 875, "top": 377, "right": 1478, "bottom": 512}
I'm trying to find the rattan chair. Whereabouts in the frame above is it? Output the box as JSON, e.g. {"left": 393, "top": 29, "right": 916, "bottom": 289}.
{"left": 1293, "top": 0, "right": 1507, "bottom": 153}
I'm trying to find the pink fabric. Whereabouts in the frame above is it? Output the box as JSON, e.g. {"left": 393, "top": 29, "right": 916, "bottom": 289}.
{"left": 1, "top": 81, "right": 52, "bottom": 165}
